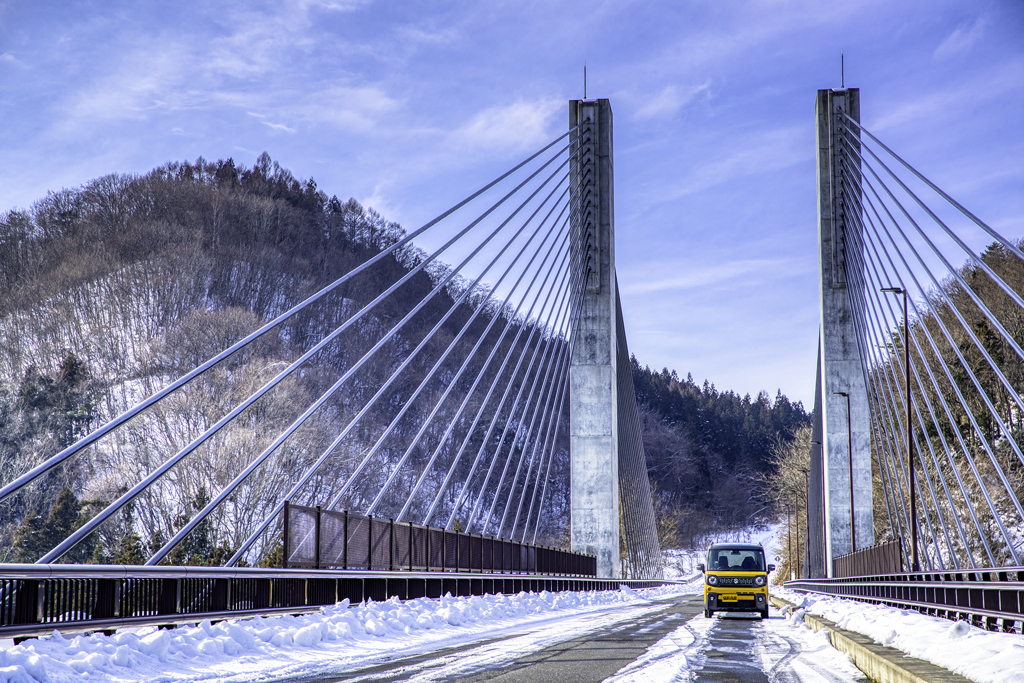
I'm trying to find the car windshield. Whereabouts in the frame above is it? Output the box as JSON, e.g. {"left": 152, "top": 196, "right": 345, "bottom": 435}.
{"left": 707, "top": 548, "right": 765, "bottom": 571}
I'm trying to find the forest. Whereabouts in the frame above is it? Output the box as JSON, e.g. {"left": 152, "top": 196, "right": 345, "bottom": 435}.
{"left": 0, "top": 154, "right": 809, "bottom": 565}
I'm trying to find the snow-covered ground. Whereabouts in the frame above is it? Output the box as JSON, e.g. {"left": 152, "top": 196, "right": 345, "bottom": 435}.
{"left": 606, "top": 605, "right": 866, "bottom": 683}
{"left": 0, "top": 585, "right": 696, "bottom": 683}
{"left": 776, "top": 587, "right": 1024, "bottom": 683}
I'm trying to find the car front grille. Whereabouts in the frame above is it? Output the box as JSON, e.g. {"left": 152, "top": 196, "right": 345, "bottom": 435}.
{"left": 717, "top": 576, "right": 755, "bottom": 586}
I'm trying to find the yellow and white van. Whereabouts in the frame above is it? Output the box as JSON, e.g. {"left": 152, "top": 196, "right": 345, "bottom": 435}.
{"left": 697, "top": 543, "right": 774, "bottom": 619}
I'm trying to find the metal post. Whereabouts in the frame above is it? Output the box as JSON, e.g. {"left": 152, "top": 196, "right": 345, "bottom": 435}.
{"left": 315, "top": 506, "right": 321, "bottom": 570}
{"left": 282, "top": 500, "right": 290, "bottom": 569}
{"left": 569, "top": 98, "right": 620, "bottom": 579}
{"left": 389, "top": 519, "right": 395, "bottom": 572}
{"left": 342, "top": 510, "right": 348, "bottom": 570}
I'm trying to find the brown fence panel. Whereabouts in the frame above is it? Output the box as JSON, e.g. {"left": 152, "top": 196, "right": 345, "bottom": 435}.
{"left": 371, "top": 518, "right": 392, "bottom": 570}
{"left": 346, "top": 513, "right": 371, "bottom": 570}
{"left": 319, "top": 510, "right": 347, "bottom": 568}
{"left": 832, "top": 539, "right": 903, "bottom": 577}
{"left": 285, "top": 504, "right": 318, "bottom": 568}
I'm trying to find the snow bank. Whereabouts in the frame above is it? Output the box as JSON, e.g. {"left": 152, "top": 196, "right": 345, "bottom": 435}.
{"left": 0, "top": 586, "right": 692, "bottom": 683}
{"left": 776, "top": 588, "right": 1024, "bottom": 683}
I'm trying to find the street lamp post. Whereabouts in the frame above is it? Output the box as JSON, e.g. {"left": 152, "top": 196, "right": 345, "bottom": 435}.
{"left": 834, "top": 391, "right": 855, "bottom": 553}
{"left": 882, "top": 286, "right": 918, "bottom": 571}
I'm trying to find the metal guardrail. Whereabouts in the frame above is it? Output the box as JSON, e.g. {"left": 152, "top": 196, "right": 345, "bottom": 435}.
{"left": 284, "top": 502, "right": 596, "bottom": 575}
{"left": 786, "top": 567, "right": 1024, "bottom": 633}
{"left": 0, "top": 563, "right": 666, "bottom": 641}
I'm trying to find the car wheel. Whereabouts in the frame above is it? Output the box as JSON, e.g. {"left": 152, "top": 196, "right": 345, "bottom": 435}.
{"left": 759, "top": 610, "right": 768, "bottom": 620}
{"left": 704, "top": 609, "right": 712, "bottom": 618}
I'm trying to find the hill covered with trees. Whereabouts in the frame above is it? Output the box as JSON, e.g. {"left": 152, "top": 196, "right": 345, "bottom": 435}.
{"left": 0, "top": 154, "right": 809, "bottom": 564}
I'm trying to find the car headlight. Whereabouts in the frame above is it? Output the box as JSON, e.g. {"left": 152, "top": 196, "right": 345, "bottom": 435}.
{"left": 754, "top": 575, "right": 766, "bottom": 587}
{"left": 706, "top": 575, "right": 718, "bottom": 586}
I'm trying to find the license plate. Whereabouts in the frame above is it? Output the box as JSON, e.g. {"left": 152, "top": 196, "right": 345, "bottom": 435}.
{"left": 721, "top": 594, "right": 738, "bottom": 602}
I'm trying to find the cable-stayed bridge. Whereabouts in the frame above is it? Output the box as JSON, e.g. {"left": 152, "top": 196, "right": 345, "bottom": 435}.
{"left": 1, "top": 90, "right": 1023, "bottom": 639}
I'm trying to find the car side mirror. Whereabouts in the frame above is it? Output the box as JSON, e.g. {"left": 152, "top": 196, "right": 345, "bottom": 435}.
{"left": 767, "top": 564, "right": 776, "bottom": 572}
{"left": 697, "top": 563, "right": 705, "bottom": 573}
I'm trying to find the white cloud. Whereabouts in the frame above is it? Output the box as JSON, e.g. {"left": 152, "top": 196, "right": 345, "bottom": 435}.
{"left": 623, "top": 258, "right": 796, "bottom": 294}
{"left": 450, "top": 98, "right": 561, "bottom": 153}
{"left": 634, "top": 81, "right": 711, "bottom": 120}
{"left": 934, "top": 17, "right": 986, "bottom": 60}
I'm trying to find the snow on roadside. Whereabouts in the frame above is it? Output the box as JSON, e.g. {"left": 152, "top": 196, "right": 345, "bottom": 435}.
{"left": 776, "top": 588, "right": 1024, "bottom": 683}
{"left": 0, "top": 585, "right": 695, "bottom": 683}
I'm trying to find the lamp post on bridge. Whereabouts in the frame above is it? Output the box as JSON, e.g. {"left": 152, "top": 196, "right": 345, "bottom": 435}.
{"left": 833, "top": 391, "right": 855, "bottom": 553}
{"left": 882, "top": 286, "right": 918, "bottom": 572}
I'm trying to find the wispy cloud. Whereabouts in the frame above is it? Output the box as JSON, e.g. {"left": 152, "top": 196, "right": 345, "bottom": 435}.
{"left": 934, "top": 17, "right": 986, "bottom": 60}
{"left": 623, "top": 258, "right": 795, "bottom": 294}
{"left": 449, "top": 98, "right": 561, "bottom": 153}
{"left": 633, "top": 80, "right": 712, "bottom": 120}
{"left": 247, "top": 112, "right": 296, "bottom": 134}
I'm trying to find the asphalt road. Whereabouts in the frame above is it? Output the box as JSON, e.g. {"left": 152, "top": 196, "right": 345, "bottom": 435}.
{"left": 297, "top": 593, "right": 845, "bottom": 683}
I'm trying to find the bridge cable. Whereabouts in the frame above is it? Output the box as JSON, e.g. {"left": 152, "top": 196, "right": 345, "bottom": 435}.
{"left": 0, "top": 127, "right": 581, "bottom": 506}
{"left": 226, "top": 183, "right": 577, "bottom": 564}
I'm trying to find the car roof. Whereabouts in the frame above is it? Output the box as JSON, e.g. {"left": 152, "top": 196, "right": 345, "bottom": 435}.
{"left": 707, "top": 543, "right": 764, "bottom": 551}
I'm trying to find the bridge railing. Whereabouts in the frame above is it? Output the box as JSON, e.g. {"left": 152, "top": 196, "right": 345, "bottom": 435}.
{"left": 0, "top": 564, "right": 663, "bottom": 641}
{"left": 786, "top": 567, "right": 1024, "bottom": 633}
{"left": 832, "top": 539, "right": 903, "bottom": 577}
{"left": 283, "top": 502, "right": 595, "bottom": 576}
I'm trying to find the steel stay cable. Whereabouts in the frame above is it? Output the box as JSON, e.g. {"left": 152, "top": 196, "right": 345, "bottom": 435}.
{"left": 846, "top": 234, "right": 949, "bottom": 569}
{"left": 323, "top": 170, "right": 577, "bottom": 514}
{"left": 521, "top": 310, "right": 583, "bottom": 544}
{"left": 146, "top": 157, "right": 578, "bottom": 566}
{"left": 852, "top": 167, "right": 1024, "bottom": 545}
{"left": 523, "top": 358, "right": 570, "bottom": 543}
{"left": 37, "top": 138, "right": 578, "bottom": 564}
{"left": 843, "top": 176, "right": 977, "bottom": 567}
{"left": 852, "top": 177, "right": 1019, "bottom": 563}
{"left": 840, "top": 239, "right": 919, "bottom": 565}
{"left": 465, "top": 250, "right": 590, "bottom": 534}
{"left": 839, "top": 137, "right": 1024, "bottom": 421}
{"left": 848, "top": 242, "right": 963, "bottom": 569}
{"left": 493, "top": 287, "right": 576, "bottom": 538}
{"left": 335, "top": 187, "right": 577, "bottom": 518}
{"left": 225, "top": 187, "right": 574, "bottom": 565}
{"left": 852, "top": 207, "right": 985, "bottom": 568}
{"left": 842, "top": 177, "right": 963, "bottom": 566}
{"left": 0, "top": 129, "right": 580, "bottom": 505}
{"left": 486, "top": 251, "right": 590, "bottom": 538}
{"left": 851, "top": 195, "right": 1004, "bottom": 565}
{"left": 438, "top": 243, "right": 584, "bottom": 532}
{"left": 397, "top": 214, "right": 576, "bottom": 523}
{"left": 421, "top": 221, "right": 583, "bottom": 527}
{"left": 370, "top": 202, "right": 577, "bottom": 518}
{"left": 842, "top": 163, "right": 997, "bottom": 562}
{"left": 447, "top": 243, "right": 585, "bottom": 532}
{"left": 841, "top": 121, "right": 1024, "bottom": 312}
{"left": 506, "top": 326, "right": 572, "bottom": 539}
{"left": 368, "top": 192, "right": 576, "bottom": 518}
{"left": 840, "top": 114, "right": 1024, "bottom": 264}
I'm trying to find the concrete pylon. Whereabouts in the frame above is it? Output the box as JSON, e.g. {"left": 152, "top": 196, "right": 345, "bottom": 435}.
{"left": 816, "top": 88, "right": 875, "bottom": 574}
{"left": 569, "top": 98, "right": 620, "bottom": 579}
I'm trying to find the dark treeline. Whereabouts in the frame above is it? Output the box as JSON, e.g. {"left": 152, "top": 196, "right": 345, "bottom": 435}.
{"left": 632, "top": 362, "right": 810, "bottom": 548}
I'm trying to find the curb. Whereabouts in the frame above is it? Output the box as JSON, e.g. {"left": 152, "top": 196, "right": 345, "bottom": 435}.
{"left": 769, "top": 595, "right": 972, "bottom": 683}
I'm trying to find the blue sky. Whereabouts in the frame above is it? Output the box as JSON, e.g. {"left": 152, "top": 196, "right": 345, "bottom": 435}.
{"left": 1, "top": 0, "right": 1021, "bottom": 406}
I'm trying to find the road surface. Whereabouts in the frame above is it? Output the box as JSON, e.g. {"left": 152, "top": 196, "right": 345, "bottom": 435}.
{"left": 301, "top": 595, "right": 865, "bottom": 683}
